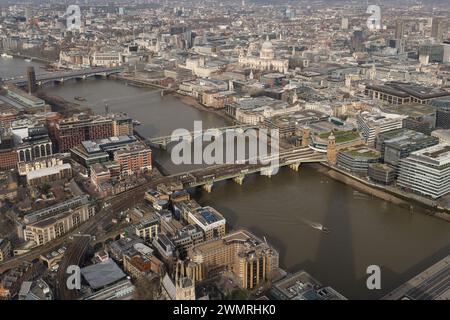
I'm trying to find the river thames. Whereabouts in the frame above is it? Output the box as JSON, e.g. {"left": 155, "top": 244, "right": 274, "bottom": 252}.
{"left": 2, "top": 58, "right": 450, "bottom": 299}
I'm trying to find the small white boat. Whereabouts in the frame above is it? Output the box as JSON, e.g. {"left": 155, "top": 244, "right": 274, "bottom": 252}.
{"left": 311, "top": 222, "right": 330, "bottom": 234}
{"left": 25, "top": 58, "right": 32, "bottom": 62}
{"left": 1, "top": 53, "right": 13, "bottom": 58}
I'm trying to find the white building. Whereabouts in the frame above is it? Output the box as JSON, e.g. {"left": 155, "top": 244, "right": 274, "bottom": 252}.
{"left": 397, "top": 144, "right": 450, "bottom": 199}
{"left": 357, "top": 111, "right": 405, "bottom": 145}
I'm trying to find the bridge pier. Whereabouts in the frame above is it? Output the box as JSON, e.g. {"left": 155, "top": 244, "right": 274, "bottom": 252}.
{"left": 202, "top": 182, "right": 213, "bottom": 193}
{"left": 260, "top": 167, "right": 276, "bottom": 177}
{"left": 233, "top": 175, "right": 245, "bottom": 185}
{"left": 289, "top": 162, "right": 301, "bottom": 172}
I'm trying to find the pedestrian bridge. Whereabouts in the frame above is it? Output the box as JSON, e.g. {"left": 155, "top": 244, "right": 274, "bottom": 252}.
{"left": 145, "top": 124, "right": 260, "bottom": 149}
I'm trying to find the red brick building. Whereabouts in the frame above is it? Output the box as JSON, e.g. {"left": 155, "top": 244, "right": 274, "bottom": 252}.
{"left": 52, "top": 114, "right": 113, "bottom": 152}
{"left": 0, "top": 149, "right": 18, "bottom": 170}
{"left": 113, "top": 142, "right": 152, "bottom": 175}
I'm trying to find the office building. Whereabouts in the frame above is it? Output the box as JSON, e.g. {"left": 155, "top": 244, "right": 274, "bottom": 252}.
{"left": 395, "top": 20, "right": 404, "bottom": 39}
{"left": 70, "top": 135, "right": 137, "bottom": 167}
{"left": 270, "top": 270, "right": 346, "bottom": 300}
{"left": 134, "top": 216, "right": 160, "bottom": 242}
{"left": 382, "top": 104, "right": 437, "bottom": 134}
{"left": 187, "top": 206, "right": 226, "bottom": 241}
{"left": 375, "top": 129, "right": 439, "bottom": 169}
{"left": 431, "top": 129, "right": 450, "bottom": 144}
{"left": 397, "top": 144, "right": 450, "bottom": 199}
{"left": 368, "top": 163, "right": 396, "bottom": 185}
{"left": 341, "top": 17, "right": 349, "bottom": 30}
{"left": 111, "top": 113, "right": 134, "bottom": 136}
{"left": 337, "top": 146, "right": 380, "bottom": 175}
{"left": 21, "top": 195, "right": 95, "bottom": 246}
{"left": 53, "top": 114, "right": 114, "bottom": 152}
{"left": 431, "top": 17, "right": 443, "bottom": 42}
{"left": 189, "top": 230, "right": 279, "bottom": 290}
{"left": 364, "top": 82, "right": 450, "bottom": 105}
{"left": 357, "top": 111, "right": 405, "bottom": 145}
{"left": 112, "top": 141, "right": 152, "bottom": 175}
{"left": 431, "top": 99, "right": 450, "bottom": 129}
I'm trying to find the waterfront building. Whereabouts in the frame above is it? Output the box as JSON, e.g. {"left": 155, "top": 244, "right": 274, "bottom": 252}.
{"left": 92, "top": 51, "right": 122, "bottom": 67}
{"left": 188, "top": 230, "right": 279, "bottom": 290}
{"left": 337, "top": 146, "right": 380, "bottom": 175}
{"left": 53, "top": 114, "right": 114, "bottom": 152}
{"left": 111, "top": 113, "right": 134, "bottom": 136}
{"left": 376, "top": 129, "right": 439, "bottom": 169}
{"left": 310, "top": 129, "right": 363, "bottom": 153}
{"left": 187, "top": 206, "right": 226, "bottom": 241}
{"left": 5, "top": 86, "right": 48, "bottom": 111}
{"left": 397, "top": 143, "right": 450, "bottom": 199}
{"left": 368, "top": 163, "right": 396, "bottom": 185}
{"left": 269, "top": 270, "right": 346, "bottom": 300}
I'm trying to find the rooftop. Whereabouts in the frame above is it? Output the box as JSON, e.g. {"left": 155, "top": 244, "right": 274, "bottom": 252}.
{"left": 190, "top": 206, "right": 225, "bottom": 229}
{"left": 318, "top": 130, "right": 360, "bottom": 144}
{"left": 410, "top": 143, "right": 450, "bottom": 166}
{"left": 378, "top": 128, "right": 439, "bottom": 149}
{"left": 381, "top": 104, "right": 437, "bottom": 118}
{"left": 340, "top": 146, "right": 380, "bottom": 159}
{"left": 81, "top": 259, "right": 126, "bottom": 290}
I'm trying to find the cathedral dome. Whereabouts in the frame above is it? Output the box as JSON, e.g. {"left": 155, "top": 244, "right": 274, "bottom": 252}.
{"left": 262, "top": 39, "right": 273, "bottom": 50}
{"left": 260, "top": 36, "right": 275, "bottom": 60}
